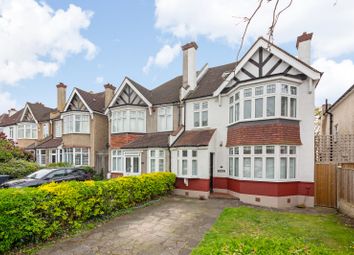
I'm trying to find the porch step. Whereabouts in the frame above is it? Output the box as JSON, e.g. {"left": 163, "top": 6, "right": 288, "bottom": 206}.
{"left": 209, "top": 192, "right": 237, "bottom": 200}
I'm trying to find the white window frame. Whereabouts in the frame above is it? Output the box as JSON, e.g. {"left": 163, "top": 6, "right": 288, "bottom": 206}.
{"left": 62, "top": 113, "right": 90, "bottom": 134}
{"left": 193, "top": 101, "right": 208, "bottom": 128}
{"left": 36, "top": 149, "right": 47, "bottom": 166}
{"left": 157, "top": 106, "right": 173, "bottom": 132}
{"left": 228, "top": 145, "right": 297, "bottom": 181}
{"left": 148, "top": 149, "right": 166, "bottom": 173}
{"left": 63, "top": 148, "right": 89, "bottom": 166}
{"left": 176, "top": 149, "right": 198, "bottom": 178}
{"left": 228, "top": 82, "right": 298, "bottom": 125}
{"left": 17, "top": 123, "right": 37, "bottom": 139}
{"left": 123, "top": 151, "right": 141, "bottom": 176}
{"left": 111, "top": 108, "right": 146, "bottom": 133}
{"left": 55, "top": 120, "right": 62, "bottom": 138}
{"left": 111, "top": 150, "right": 123, "bottom": 173}
{"left": 9, "top": 127, "right": 14, "bottom": 139}
{"left": 43, "top": 123, "right": 49, "bottom": 138}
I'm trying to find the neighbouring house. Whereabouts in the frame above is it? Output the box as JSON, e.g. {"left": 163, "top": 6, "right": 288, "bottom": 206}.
{"left": 105, "top": 33, "right": 322, "bottom": 208}
{"left": 320, "top": 84, "right": 354, "bottom": 136}
{"left": 0, "top": 102, "right": 55, "bottom": 159}
{"left": 33, "top": 83, "right": 112, "bottom": 170}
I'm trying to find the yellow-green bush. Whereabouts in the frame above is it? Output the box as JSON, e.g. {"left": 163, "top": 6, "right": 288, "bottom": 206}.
{"left": 0, "top": 172, "right": 175, "bottom": 253}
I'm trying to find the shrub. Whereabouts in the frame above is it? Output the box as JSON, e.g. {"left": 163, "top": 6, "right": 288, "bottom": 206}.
{"left": 0, "top": 132, "right": 33, "bottom": 163}
{"left": 45, "top": 162, "right": 72, "bottom": 168}
{"left": 0, "top": 159, "right": 39, "bottom": 178}
{"left": 0, "top": 172, "right": 176, "bottom": 253}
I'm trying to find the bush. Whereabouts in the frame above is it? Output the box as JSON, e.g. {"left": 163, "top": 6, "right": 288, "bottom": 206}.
{"left": 45, "top": 162, "right": 72, "bottom": 168}
{"left": 0, "top": 172, "right": 176, "bottom": 253}
{"left": 0, "top": 159, "right": 39, "bottom": 178}
{"left": 0, "top": 132, "right": 33, "bottom": 163}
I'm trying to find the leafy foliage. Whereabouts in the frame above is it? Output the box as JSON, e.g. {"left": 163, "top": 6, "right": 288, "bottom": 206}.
{"left": 0, "top": 132, "right": 33, "bottom": 163}
{"left": 0, "top": 172, "right": 176, "bottom": 253}
{"left": 45, "top": 162, "right": 72, "bottom": 168}
{"left": 192, "top": 207, "right": 354, "bottom": 255}
{"left": 0, "top": 159, "right": 39, "bottom": 178}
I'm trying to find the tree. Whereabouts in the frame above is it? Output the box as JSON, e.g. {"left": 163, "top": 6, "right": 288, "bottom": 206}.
{"left": 0, "top": 132, "right": 33, "bottom": 162}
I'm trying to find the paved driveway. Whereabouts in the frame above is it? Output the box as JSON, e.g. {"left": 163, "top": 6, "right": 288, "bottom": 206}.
{"left": 37, "top": 196, "right": 239, "bottom": 255}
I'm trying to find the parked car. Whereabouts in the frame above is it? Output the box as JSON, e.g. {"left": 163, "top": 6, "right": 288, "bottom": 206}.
{"left": 0, "top": 168, "right": 91, "bottom": 188}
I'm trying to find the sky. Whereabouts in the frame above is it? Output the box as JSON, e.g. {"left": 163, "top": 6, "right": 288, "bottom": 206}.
{"left": 1, "top": 0, "right": 354, "bottom": 113}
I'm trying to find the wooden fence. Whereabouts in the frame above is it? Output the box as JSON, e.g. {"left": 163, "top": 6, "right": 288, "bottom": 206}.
{"left": 315, "top": 135, "right": 354, "bottom": 163}
{"left": 315, "top": 164, "right": 337, "bottom": 208}
{"left": 337, "top": 166, "right": 354, "bottom": 217}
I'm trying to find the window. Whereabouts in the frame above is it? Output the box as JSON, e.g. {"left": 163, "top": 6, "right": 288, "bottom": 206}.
{"left": 255, "top": 98, "right": 263, "bottom": 118}
{"left": 228, "top": 145, "right": 296, "bottom": 180}
{"left": 17, "top": 123, "right": 37, "bottom": 139}
{"left": 229, "top": 93, "right": 240, "bottom": 124}
{"left": 267, "top": 84, "right": 276, "bottom": 93}
{"left": 50, "top": 149, "right": 57, "bottom": 163}
{"left": 281, "top": 97, "right": 288, "bottom": 116}
{"left": 63, "top": 114, "right": 89, "bottom": 134}
{"left": 158, "top": 107, "right": 173, "bottom": 131}
{"left": 112, "top": 150, "right": 123, "bottom": 172}
{"left": 281, "top": 85, "right": 297, "bottom": 118}
{"left": 111, "top": 109, "right": 145, "bottom": 133}
{"left": 55, "top": 121, "right": 62, "bottom": 137}
{"left": 43, "top": 123, "right": 49, "bottom": 138}
{"left": 193, "top": 102, "right": 208, "bottom": 127}
{"left": 37, "top": 149, "right": 47, "bottom": 165}
{"left": 63, "top": 148, "right": 89, "bottom": 166}
{"left": 9, "top": 127, "right": 14, "bottom": 139}
{"left": 177, "top": 149, "right": 199, "bottom": 177}
{"left": 244, "top": 88, "right": 252, "bottom": 97}
{"left": 243, "top": 100, "right": 252, "bottom": 119}
{"left": 149, "top": 149, "right": 165, "bottom": 172}
{"left": 124, "top": 152, "right": 140, "bottom": 175}
{"left": 266, "top": 96, "right": 275, "bottom": 117}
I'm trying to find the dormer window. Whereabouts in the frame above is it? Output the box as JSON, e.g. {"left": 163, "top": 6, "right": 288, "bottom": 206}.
{"left": 63, "top": 113, "right": 90, "bottom": 134}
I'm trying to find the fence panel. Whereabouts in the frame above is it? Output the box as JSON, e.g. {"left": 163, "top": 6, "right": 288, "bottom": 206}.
{"left": 315, "top": 135, "right": 354, "bottom": 163}
{"left": 337, "top": 167, "right": 354, "bottom": 217}
{"left": 315, "top": 163, "right": 337, "bottom": 208}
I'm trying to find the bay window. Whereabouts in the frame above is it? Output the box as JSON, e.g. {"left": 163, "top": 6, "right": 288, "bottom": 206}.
{"left": 36, "top": 149, "right": 47, "bottom": 165}
{"left": 228, "top": 83, "right": 298, "bottom": 124}
{"left": 158, "top": 107, "right": 173, "bottom": 131}
{"left": 18, "top": 123, "right": 37, "bottom": 139}
{"left": 149, "top": 149, "right": 165, "bottom": 172}
{"left": 63, "top": 113, "right": 89, "bottom": 134}
{"left": 193, "top": 102, "right": 208, "bottom": 127}
{"left": 228, "top": 145, "right": 297, "bottom": 180}
{"left": 63, "top": 148, "right": 89, "bottom": 166}
{"left": 111, "top": 109, "right": 145, "bottom": 133}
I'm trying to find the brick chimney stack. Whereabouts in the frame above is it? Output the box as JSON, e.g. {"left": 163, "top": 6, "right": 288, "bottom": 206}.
{"left": 56, "top": 82, "right": 67, "bottom": 112}
{"left": 104, "top": 83, "right": 116, "bottom": 108}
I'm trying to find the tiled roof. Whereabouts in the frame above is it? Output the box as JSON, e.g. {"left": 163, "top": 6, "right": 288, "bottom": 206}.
{"left": 328, "top": 83, "right": 354, "bottom": 112}
{"left": 172, "top": 129, "right": 216, "bottom": 147}
{"left": 28, "top": 103, "right": 55, "bottom": 122}
{"left": 37, "top": 137, "right": 63, "bottom": 149}
{"left": 122, "top": 132, "right": 172, "bottom": 149}
{"left": 126, "top": 77, "right": 153, "bottom": 103}
{"left": 76, "top": 88, "right": 106, "bottom": 113}
{"left": 0, "top": 109, "right": 24, "bottom": 127}
{"left": 25, "top": 143, "right": 37, "bottom": 150}
{"left": 186, "top": 62, "right": 236, "bottom": 100}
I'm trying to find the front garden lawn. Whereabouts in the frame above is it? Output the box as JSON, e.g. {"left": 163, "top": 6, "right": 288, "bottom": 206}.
{"left": 192, "top": 206, "right": 354, "bottom": 255}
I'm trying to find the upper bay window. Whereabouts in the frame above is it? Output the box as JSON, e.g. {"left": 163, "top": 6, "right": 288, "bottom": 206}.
{"left": 228, "top": 83, "right": 297, "bottom": 124}
{"left": 63, "top": 113, "right": 90, "bottom": 134}
{"left": 18, "top": 123, "right": 37, "bottom": 139}
{"left": 158, "top": 106, "right": 173, "bottom": 132}
{"left": 111, "top": 108, "right": 145, "bottom": 133}
{"left": 193, "top": 102, "right": 208, "bottom": 128}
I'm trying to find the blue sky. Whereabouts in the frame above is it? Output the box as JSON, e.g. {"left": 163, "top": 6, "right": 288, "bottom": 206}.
{"left": 1, "top": 0, "right": 354, "bottom": 112}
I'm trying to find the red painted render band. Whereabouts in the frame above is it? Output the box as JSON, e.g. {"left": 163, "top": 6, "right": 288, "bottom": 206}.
{"left": 213, "top": 177, "right": 314, "bottom": 196}
{"left": 175, "top": 178, "right": 210, "bottom": 191}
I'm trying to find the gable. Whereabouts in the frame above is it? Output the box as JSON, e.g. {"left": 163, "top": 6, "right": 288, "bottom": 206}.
{"left": 112, "top": 84, "right": 147, "bottom": 106}
{"left": 22, "top": 108, "right": 35, "bottom": 122}
{"left": 67, "top": 94, "right": 88, "bottom": 111}
{"left": 234, "top": 48, "right": 304, "bottom": 83}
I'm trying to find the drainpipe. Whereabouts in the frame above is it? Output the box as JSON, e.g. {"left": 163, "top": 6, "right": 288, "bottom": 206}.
{"left": 325, "top": 99, "right": 334, "bottom": 161}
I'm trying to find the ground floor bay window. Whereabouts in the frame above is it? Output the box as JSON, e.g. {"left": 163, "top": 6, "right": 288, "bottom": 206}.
{"left": 63, "top": 148, "right": 89, "bottom": 166}
{"left": 228, "top": 145, "right": 297, "bottom": 181}
{"left": 36, "top": 149, "right": 47, "bottom": 165}
{"left": 111, "top": 150, "right": 141, "bottom": 175}
{"left": 176, "top": 149, "right": 198, "bottom": 178}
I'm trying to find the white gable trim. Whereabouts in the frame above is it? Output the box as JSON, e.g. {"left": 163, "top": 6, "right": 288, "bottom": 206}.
{"left": 106, "top": 77, "right": 152, "bottom": 114}
{"left": 63, "top": 88, "right": 93, "bottom": 114}
{"left": 213, "top": 37, "right": 321, "bottom": 97}
{"left": 20, "top": 103, "right": 38, "bottom": 124}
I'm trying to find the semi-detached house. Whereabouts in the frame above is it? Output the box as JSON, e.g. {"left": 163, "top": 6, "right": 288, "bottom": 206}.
{"left": 105, "top": 33, "right": 321, "bottom": 208}
{"left": 0, "top": 33, "right": 322, "bottom": 208}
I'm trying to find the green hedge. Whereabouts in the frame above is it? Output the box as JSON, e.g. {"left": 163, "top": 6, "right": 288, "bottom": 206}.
{"left": 0, "top": 159, "right": 39, "bottom": 178}
{"left": 0, "top": 172, "right": 176, "bottom": 253}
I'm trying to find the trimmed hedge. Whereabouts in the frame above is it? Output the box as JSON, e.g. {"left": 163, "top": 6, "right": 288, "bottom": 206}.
{"left": 0, "top": 159, "right": 39, "bottom": 178}
{"left": 0, "top": 172, "right": 176, "bottom": 253}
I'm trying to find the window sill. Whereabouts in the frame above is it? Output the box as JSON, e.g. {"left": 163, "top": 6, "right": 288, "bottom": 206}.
{"left": 226, "top": 176, "right": 298, "bottom": 182}
{"left": 63, "top": 132, "right": 90, "bottom": 135}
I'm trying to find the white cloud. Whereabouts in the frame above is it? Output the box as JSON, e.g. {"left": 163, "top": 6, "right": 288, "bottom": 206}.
{"left": 0, "top": 0, "right": 96, "bottom": 84}
{"left": 313, "top": 58, "right": 354, "bottom": 106}
{"left": 0, "top": 91, "right": 17, "bottom": 113}
{"left": 95, "top": 76, "right": 104, "bottom": 84}
{"left": 155, "top": 0, "right": 354, "bottom": 58}
{"left": 143, "top": 43, "right": 180, "bottom": 74}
